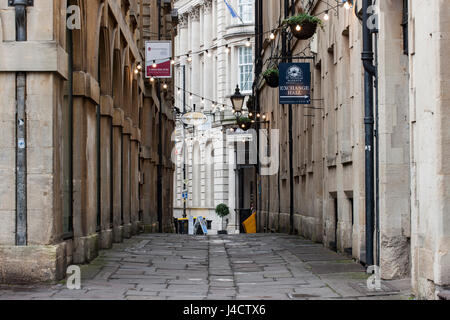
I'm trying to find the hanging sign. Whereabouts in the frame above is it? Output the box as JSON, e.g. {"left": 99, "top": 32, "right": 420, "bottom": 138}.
{"left": 145, "top": 41, "right": 172, "bottom": 78}
{"left": 181, "top": 112, "right": 208, "bottom": 127}
{"left": 279, "top": 63, "right": 311, "bottom": 105}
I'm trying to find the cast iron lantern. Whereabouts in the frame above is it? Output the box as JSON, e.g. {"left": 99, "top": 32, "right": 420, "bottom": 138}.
{"left": 230, "top": 85, "right": 245, "bottom": 114}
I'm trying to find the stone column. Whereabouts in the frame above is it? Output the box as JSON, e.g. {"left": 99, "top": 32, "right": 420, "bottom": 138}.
{"left": 190, "top": 6, "right": 201, "bottom": 107}
{"left": 112, "top": 108, "right": 124, "bottom": 243}
{"left": 227, "top": 140, "right": 237, "bottom": 233}
{"left": 99, "top": 95, "right": 114, "bottom": 249}
{"left": 130, "top": 126, "right": 141, "bottom": 234}
{"left": 203, "top": 0, "right": 214, "bottom": 111}
{"left": 140, "top": 97, "right": 151, "bottom": 230}
{"left": 72, "top": 72, "right": 100, "bottom": 264}
{"left": 122, "top": 118, "right": 132, "bottom": 238}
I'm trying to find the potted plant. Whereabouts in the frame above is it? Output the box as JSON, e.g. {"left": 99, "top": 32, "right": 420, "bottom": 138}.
{"left": 283, "top": 13, "right": 323, "bottom": 40}
{"left": 263, "top": 68, "right": 279, "bottom": 88}
{"left": 215, "top": 203, "right": 230, "bottom": 235}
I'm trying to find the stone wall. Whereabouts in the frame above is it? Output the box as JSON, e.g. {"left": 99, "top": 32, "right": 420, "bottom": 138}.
{"left": 256, "top": 0, "right": 411, "bottom": 283}
{"left": 409, "top": 0, "right": 450, "bottom": 300}
{"left": 0, "top": 0, "right": 175, "bottom": 283}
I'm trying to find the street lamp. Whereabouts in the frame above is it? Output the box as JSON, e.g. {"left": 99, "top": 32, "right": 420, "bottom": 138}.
{"left": 230, "top": 85, "right": 245, "bottom": 114}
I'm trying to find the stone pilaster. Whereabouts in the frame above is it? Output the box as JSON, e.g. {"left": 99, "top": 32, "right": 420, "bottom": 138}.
{"left": 112, "top": 108, "right": 124, "bottom": 243}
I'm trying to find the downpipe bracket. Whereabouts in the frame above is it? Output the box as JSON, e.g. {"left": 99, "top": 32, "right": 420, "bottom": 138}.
{"left": 8, "top": 0, "right": 33, "bottom": 6}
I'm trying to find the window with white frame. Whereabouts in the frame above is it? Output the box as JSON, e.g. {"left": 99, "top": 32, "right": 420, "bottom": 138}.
{"left": 238, "top": 47, "right": 253, "bottom": 93}
{"left": 239, "top": 0, "right": 253, "bottom": 23}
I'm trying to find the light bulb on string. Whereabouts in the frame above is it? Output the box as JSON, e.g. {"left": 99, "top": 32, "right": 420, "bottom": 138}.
{"left": 152, "top": 60, "right": 157, "bottom": 68}
{"left": 171, "top": 58, "right": 175, "bottom": 65}
{"left": 324, "top": 11, "right": 330, "bottom": 21}
{"left": 269, "top": 32, "right": 275, "bottom": 40}
{"left": 225, "top": 45, "right": 230, "bottom": 54}
{"left": 137, "top": 64, "right": 142, "bottom": 71}
{"left": 163, "top": 83, "right": 168, "bottom": 90}
{"left": 344, "top": 1, "right": 351, "bottom": 10}
{"left": 187, "top": 54, "right": 192, "bottom": 62}
{"left": 150, "top": 77, "right": 155, "bottom": 83}
{"left": 189, "top": 94, "right": 193, "bottom": 100}
{"left": 296, "top": 25, "right": 302, "bottom": 32}
{"left": 245, "top": 38, "right": 251, "bottom": 47}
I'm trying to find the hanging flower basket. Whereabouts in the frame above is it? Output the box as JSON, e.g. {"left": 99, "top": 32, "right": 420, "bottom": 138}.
{"left": 263, "top": 68, "right": 279, "bottom": 88}
{"left": 283, "top": 13, "right": 323, "bottom": 40}
{"left": 237, "top": 116, "right": 251, "bottom": 126}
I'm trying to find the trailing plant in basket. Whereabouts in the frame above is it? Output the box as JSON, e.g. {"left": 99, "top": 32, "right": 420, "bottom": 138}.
{"left": 237, "top": 116, "right": 251, "bottom": 124}
{"left": 283, "top": 13, "right": 323, "bottom": 28}
{"left": 263, "top": 68, "right": 279, "bottom": 88}
{"left": 263, "top": 68, "right": 279, "bottom": 78}
{"left": 283, "top": 13, "right": 323, "bottom": 40}
{"left": 215, "top": 204, "right": 230, "bottom": 218}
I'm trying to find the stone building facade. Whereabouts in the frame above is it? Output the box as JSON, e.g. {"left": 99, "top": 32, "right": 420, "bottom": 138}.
{"left": 172, "top": 0, "right": 254, "bottom": 234}
{"left": 254, "top": 0, "right": 449, "bottom": 299}
{"left": 0, "top": 0, "right": 175, "bottom": 283}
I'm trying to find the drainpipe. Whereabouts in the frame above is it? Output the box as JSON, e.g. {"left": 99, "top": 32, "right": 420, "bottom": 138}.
{"left": 9, "top": 0, "right": 33, "bottom": 246}
{"left": 362, "top": 0, "right": 376, "bottom": 267}
{"left": 254, "top": 0, "right": 263, "bottom": 231}
{"left": 284, "top": 0, "right": 295, "bottom": 235}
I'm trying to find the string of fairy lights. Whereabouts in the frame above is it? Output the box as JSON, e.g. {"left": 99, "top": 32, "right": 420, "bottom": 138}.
{"left": 133, "top": 0, "right": 355, "bottom": 121}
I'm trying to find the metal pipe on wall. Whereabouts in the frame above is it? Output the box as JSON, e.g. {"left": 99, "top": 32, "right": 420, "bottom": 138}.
{"left": 10, "top": 0, "right": 34, "bottom": 246}
{"left": 362, "top": 0, "right": 376, "bottom": 267}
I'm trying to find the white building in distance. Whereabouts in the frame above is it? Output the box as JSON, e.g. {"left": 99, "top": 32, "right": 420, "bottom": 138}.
{"left": 172, "top": 0, "right": 255, "bottom": 234}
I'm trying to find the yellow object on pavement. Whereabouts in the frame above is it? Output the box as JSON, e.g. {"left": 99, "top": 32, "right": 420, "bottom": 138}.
{"left": 242, "top": 212, "right": 257, "bottom": 234}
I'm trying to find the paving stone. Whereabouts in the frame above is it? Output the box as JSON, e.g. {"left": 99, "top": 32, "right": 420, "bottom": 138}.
{"left": 308, "top": 262, "right": 366, "bottom": 274}
{"left": 0, "top": 233, "right": 411, "bottom": 300}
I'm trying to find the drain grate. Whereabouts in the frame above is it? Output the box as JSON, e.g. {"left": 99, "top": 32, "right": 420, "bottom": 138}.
{"left": 348, "top": 281, "right": 400, "bottom": 296}
{"left": 288, "top": 293, "right": 319, "bottom": 299}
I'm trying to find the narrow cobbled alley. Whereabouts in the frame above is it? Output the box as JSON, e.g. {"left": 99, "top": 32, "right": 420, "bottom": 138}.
{"left": 0, "top": 234, "right": 411, "bottom": 300}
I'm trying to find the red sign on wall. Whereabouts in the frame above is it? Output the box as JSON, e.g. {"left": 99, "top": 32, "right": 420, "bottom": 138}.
{"left": 145, "top": 41, "right": 172, "bottom": 79}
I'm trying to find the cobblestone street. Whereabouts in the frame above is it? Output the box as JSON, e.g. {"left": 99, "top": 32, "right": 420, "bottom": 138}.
{"left": 0, "top": 234, "right": 412, "bottom": 300}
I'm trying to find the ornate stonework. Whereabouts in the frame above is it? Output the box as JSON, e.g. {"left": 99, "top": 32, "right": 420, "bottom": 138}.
{"left": 204, "top": 0, "right": 213, "bottom": 14}
{"left": 178, "top": 13, "right": 189, "bottom": 28}
{"left": 189, "top": 6, "right": 201, "bottom": 22}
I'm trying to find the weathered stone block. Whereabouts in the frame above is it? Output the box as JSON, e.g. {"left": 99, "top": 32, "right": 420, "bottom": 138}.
{"left": 0, "top": 243, "right": 66, "bottom": 284}
{"left": 73, "top": 234, "right": 99, "bottom": 264}
{"left": 113, "top": 226, "right": 124, "bottom": 243}
{"left": 100, "top": 229, "right": 113, "bottom": 250}
{"left": 0, "top": 210, "right": 15, "bottom": 245}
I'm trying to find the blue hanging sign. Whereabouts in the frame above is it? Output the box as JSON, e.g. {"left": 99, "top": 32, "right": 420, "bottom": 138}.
{"left": 279, "top": 63, "right": 311, "bottom": 105}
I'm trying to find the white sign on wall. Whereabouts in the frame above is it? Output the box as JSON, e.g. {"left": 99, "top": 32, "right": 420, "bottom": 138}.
{"left": 145, "top": 41, "right": 172, "bottom": 78}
